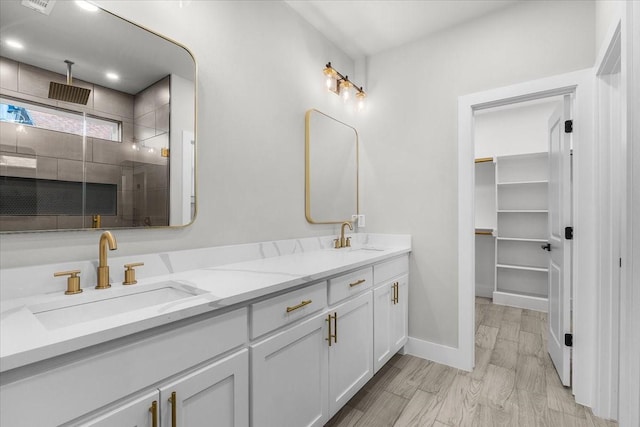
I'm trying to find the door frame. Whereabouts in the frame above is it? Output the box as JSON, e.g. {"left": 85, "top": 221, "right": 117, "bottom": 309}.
{"left": 457, "top": 69, "right": 595, "bottom": 405}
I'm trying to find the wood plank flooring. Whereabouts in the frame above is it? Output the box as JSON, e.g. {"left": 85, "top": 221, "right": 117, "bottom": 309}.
{"left": 325, "top": 297, "right": 618, "bottom": 427}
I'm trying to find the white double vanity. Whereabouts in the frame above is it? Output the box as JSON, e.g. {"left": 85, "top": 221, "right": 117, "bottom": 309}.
{"left": 0, "top": 234, "right": 410, "bottom": 426}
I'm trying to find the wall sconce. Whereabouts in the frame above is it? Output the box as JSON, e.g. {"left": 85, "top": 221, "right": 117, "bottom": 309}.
{"left": 323, "top": 62, "right": 366, "bottom": 110}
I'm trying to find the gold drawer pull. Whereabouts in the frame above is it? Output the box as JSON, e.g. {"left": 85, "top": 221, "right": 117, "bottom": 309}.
{"left": 149, "top": 400, "right": 158, "bottom": 427}
{"left": 286, "top": 299, "right": 312, "bottom": 313}
{"left": 349, "top": 279, "right": 366, "bottom": 287}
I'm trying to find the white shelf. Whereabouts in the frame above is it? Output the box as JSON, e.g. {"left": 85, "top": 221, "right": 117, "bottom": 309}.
{"left": 498, "top": 210, "right": 548, "bottom": 213}
{"left": 497, "top": 180, "right": 548, "bottom": 186}
{"left": 497, "top": 263, "right": 548, "bottom": 273}
{"left": 497, "top": 237, "right": 547, "bottom": 243}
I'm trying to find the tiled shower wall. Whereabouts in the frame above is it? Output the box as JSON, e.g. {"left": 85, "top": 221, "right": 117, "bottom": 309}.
{"left": 0, "top": 57, "right": 169, "bottom": 230}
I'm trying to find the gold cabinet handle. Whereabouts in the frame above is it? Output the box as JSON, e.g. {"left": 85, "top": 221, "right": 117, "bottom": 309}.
{"left": 349, "top": 279, "right": 366, "bottom": 287}
{"left": 168, "top": 391, "right": 177, "bottom": 427}
{"left": 54, "top": 269, "right": 82, "bottom": 295}
{"left": 149, "top": 400, "right": 158, "bottom": 427}
{"left": 123, "top": 262, "right": 144, "bottom": 285}
{"left": 392, "top": 282, "right": 399, "bottom": 304}
{"left": 326, "top": 313, "right": 337, "bottom": 346}
{"left": 286, "top": 299, "right": 312, "bottom": 313}
{"left": 334, "top": 312, "right": 338, "bottom": 344}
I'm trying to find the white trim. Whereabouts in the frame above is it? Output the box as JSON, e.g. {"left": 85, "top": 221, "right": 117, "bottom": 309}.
{"left": 594, "top": 17, "right": 623, "bottom": 421}
{"left": 404, "top": 337, "right": 468, "bottom": 370}
{"left": 458, "top": 69, "right": 594, "bottom": 401}
{"left": 618, "top": 2, "right": 640, "bottom": 426}
{"left": 492, "top": 291, "right": 547, "bottom": 312}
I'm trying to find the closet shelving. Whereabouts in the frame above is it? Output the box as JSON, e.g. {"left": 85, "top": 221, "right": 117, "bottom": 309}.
{"left": 475, "top": 152, "right": 549, "bottom": 311}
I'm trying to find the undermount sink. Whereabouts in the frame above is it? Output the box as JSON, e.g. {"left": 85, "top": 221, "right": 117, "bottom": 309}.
{"left": 329, "top": 246, "right": 386, "bottom": 252}
{"left": 29, "top": 282, "right": 204, "bottom": 330}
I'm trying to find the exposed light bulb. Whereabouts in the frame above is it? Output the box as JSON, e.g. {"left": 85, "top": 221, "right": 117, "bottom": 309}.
{"left": 356, "top": 91, "right": 366, "bottom": 111}
{"left": 323, "top": 64, "right": 337, "bottom": 91}
{"left": 340, "top": 80, "right": 352, "bottom": 102}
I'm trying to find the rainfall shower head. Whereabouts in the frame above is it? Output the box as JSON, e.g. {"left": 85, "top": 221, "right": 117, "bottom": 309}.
{"left": 48, "top": 60, "right": 91, "bottom": 105}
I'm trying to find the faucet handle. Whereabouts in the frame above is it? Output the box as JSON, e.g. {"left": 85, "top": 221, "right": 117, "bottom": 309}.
{"left": 346, "top": 237, "right": 351, "bottom": 247}
{"left": 54, "top": 270, "right": 82, "bottom": 295}
{"left": 123, "top": 262, "right": 144, "bottom": 285}
{"left": 333, "top": 238, "right": 341, "bottom": 249}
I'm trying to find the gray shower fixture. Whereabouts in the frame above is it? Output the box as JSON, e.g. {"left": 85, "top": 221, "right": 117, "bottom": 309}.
{"left": 48, "top": 60, "right": 91, "bottom": 105}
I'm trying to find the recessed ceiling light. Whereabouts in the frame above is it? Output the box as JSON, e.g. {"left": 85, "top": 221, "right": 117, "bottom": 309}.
{"left": 6, "top": 39, "right": 24, "bottom": 49}
{"left": 106, "top": 72, "right": 119, "bottom": 80}
{"left": 75, "top": 1, "right": 98, "bottom": 12}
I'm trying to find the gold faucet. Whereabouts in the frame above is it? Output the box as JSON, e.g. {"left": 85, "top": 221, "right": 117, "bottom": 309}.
{"left": 334, "top": 221, "right": 353, "bottom": 249}
{"left": 96, "top": 230, "right": 117, "bottom": 289}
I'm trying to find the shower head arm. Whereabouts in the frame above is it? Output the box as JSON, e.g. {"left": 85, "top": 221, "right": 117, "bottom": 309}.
{"left": 64, "top": 60, "right": 74, "bottom": 85}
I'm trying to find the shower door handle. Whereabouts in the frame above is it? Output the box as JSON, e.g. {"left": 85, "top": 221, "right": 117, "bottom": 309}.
{"left": 541, "top": 243, "right": 551, "bottom": 252}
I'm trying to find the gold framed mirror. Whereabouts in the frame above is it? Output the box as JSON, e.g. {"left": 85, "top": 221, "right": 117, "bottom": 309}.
{"left": 0, "top": 1, "right": 196, "bottom": 232}
{"left": 305, "top": 109, "right": 358, "bottom": 224}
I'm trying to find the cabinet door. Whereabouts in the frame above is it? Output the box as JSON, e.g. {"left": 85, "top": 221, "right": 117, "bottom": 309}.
{"left": 159, "top": 349, "right": 249, "bottom": 427}
{"left": 72, "top": 390, "right": 159, "bottom": 427}
{"left": 251, "top": 312, "right": 329, "bottom": 427}
{"left": 328, "top": 291, "right": 373, "bottom": 417}
{"left": 373, "top": 282, "right": 393, "bottom": 373}
{"left": 390, "top": 274, "right": 409, "bottom": 353}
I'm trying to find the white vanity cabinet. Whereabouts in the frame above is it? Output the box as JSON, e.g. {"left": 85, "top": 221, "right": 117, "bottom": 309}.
{"left": 1, "top": 308, "right": 248, "bottom": 427}
{"left": 373, "top": 256, "right": 409, "bottom": 372}
{"left": 251, "top": 311, "right": 329, "bottom": 427}
{"left": 158, "top": 349, "right": 249, "bottom": 427}
{"left": 73, "top": 350, "right": 248, "bottom": 427}
{"left": 327, "top": 291, "right": 373, "bottom": 416}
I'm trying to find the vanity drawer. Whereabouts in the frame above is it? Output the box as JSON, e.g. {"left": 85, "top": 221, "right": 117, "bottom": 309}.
{"left": 250, "top": 281, "right": 327, "bottom": 339}
{"left": 374, "top": 255, "right": 409, "bottom": 285}
{"left": 328, "top": 266, "right": 373, "bottom": 305}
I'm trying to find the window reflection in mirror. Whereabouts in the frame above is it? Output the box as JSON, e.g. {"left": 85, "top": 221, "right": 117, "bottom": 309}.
{"left": 305, "top": 109, "right": 359, "bottom": 224}
{"left": 0, "top": 1, "right": 196, "bottom": 232}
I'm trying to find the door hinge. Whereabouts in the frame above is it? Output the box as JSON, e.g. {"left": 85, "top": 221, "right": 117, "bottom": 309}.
{"left": 565, "top": 120, "right": 573, "bottom": 133}
{"left": 565, "top": 226, "right": 573, "bottom": 240}
{"left": 565, "top": 333, "right": 573, "bottom": 347}
{"left": 620, "top": 258, "right": 622, "bottom": 268}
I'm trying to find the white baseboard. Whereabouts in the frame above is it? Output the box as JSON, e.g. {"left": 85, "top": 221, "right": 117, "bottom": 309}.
{"left": 404, "top": 336, "right": 472, "bottom": 371}
{"left": 493, "top": 291, "right": 548, "bottom": 312}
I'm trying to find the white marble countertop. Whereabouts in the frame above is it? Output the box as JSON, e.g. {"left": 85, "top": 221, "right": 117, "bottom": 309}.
{"left": 1, "top": 235, "right": 410, "bottom": 373}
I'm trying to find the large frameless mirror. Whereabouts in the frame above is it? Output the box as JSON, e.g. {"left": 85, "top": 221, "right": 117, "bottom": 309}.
{"left": 305, "top": 109, "right": 358, "bottom": 224}
{"left": 0, "top": 0, "right": 196, "bottom": 232}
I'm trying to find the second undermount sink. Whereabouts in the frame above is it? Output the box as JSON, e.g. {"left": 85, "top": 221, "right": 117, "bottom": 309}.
{"left": 29, "top": 282, "right": 205, "bottom": 330}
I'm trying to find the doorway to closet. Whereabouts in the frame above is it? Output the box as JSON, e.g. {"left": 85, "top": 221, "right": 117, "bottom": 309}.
{"left": 472, "top": 95, "right": 573, "bottom": 388}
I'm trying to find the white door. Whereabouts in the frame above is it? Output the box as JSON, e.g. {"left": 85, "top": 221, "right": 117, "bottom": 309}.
{"left": 251, "top": 312, "right": 328, "bottom": 427}
{"left": 373, "top": 282, "right": 392, "bottom": 372}
{"left": 546, "top": 99, "right": 572, "bottom": 386}
{"left": 391, "top": 274, "right": 409, "bottom": 351}
{"left": 328, "top": 291, "right": 373, "bottom": 416}
{"left": 160, "top": 349, "right": 249, "bottom": 427}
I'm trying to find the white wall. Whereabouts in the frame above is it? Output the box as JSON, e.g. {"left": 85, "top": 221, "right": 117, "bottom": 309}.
{"left": 596, "top": 0, "right": 627, "bottom": 55}
{"left": 361, "top": 0, "right": 594, "bottom": 347}
{"left": 474, "top": 98, "right": 562, "bottom": 158}
{"left": 0, "top": 1, "right": 356, "bottom": 268}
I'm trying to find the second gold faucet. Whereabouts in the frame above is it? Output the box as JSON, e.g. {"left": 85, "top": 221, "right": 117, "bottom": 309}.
{"left": 96, "top": 230, "right": 117, "bottom": 289}
{"left": 334, "top": 221, "right": 353, "bottom": 249}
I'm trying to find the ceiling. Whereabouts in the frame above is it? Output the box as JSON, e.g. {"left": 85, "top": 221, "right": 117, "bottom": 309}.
{"left": 0, "top": 0, "right": 194, "bottom": 94}
{"left": 285, "top": 0, "right": 521, "bottom": 59}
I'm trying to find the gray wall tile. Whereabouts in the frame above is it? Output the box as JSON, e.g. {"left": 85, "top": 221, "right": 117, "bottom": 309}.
{"left": 93, "top": 85, "right": 134, "bottom": 119}
{"left": 0, "top": 216, "right": 57, "bottom": 231}
{"left": 0, "top": 57, "right": 18, "bottom": 91}
{"left": 0, "top": 122, "right": 18, "bottom": 152}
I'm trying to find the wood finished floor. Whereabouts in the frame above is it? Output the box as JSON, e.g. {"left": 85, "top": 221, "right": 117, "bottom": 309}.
{"left": 325, "top": 297, "right": 619, "bottom": 427}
